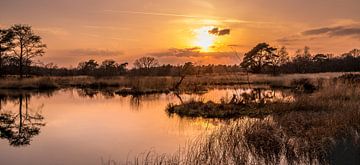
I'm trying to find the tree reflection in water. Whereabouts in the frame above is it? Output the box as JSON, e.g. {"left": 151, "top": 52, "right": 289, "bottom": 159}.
{"left": 0, "top": 93, "right": 45, "bottom": 147}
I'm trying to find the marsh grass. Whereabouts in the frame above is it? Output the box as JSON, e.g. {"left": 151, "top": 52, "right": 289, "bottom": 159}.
{"left": 0, "top": 77, "right": 59, "bottom": 89}
{"left": 123, "top": 80, "right": 360, "bottom": 165}
{"left": 0, "top": 72, "right": 349, "bottom": 92}
{"left": 167, "top": 78, "right": 360, "bottom": 118}
{"left": 166, "top": 99, "right": 267, "bottom": 118}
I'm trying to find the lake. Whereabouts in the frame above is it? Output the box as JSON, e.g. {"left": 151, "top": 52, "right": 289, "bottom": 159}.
{"left": 0, "top": 88, "right": 293, "bottom": 165}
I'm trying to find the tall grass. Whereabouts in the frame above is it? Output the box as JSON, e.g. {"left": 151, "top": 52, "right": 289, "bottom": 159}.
{"left": 0, "top": 72, "right": 349, "bottom": 91}
{"left": 121, "top": 81, "right": 360, "bottom": 165}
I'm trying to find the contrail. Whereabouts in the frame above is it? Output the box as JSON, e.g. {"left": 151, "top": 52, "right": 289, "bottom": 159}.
{"left": 102, "top": 10, "right": 273, "bottom": 25}
{"left": 103, "top": 10, "right": 222, "bottom": 19}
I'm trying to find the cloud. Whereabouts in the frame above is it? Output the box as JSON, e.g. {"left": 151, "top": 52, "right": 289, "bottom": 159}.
{"left": 276, "top": 35, "right": 304, "bottom": 44}
{"left": 150, "top": 47, "right": 201, "bottom": 57}
{"left": 83, "top": 25, "right": 129, "bottom": 31}
{"left": 103, "top": 10, "right": 221, "bottom": 19}
{"left": 302, "top": 26, "right": 360, "bottom": 38}
{"left": 191, "top": 0, "right": 215, "bottom": 9}
{"left": 80, "top": 33, "right": 138, "bottom": 42}
{"left": 150, "top": 47, "right": 239, "bottom": 61}
{"left": 104, "top": 10, "right": 271, "bottom": 27}
{"left": 68, "top": 49, "right": 124, "bottom": 56}
{"left": 35, "top": 27, "right": 69, "bottom": 36}
{"left": 277, "top": 24, "right": 360, "bottom": 46}
{"left": 208, "top": 28, "right": 230, "bottom": 36}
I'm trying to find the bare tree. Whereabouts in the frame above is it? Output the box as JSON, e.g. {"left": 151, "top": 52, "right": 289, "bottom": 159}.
{"left": 270, "top": 46, "right": 290, "bottom": 75}
{"left": 173, "top": 62, "right": 194, "bottom": 91}
{"left": 9, "top": 24, "right": 46, "bottom": 78}
{"left": 133, "top": 56, "right": 159, "bottom": 69}
{"left": 292, "top": 46, "right": 312, "bottom": 73}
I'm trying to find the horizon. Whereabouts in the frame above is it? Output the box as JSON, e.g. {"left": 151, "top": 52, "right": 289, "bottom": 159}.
{"left": 1, "top": 0, "right": 360, "bottom": 67}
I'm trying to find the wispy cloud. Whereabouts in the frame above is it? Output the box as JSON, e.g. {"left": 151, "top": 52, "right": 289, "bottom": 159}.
{"left": 83, "top": 25, "right": 129, "bottom": 30}
{"left": 191, "top": 0, "right": 215, "bottom": 9}
{"left": 80, "top": 33, "right": 138, "bottom": 42}
{"left": 302, "top": 26, "right": 360, "bottom": 38}
{"left": 150, "top": 47, "right": 201, "bottom": 57}
{"left": 67, "top": 49, "right": 124, "bottom": 56}
{"left": 102, "top": 9, "right": 270, "bottom": 26}
{"left": 34, "top": 27, "right": 69, "bottom": 36}
{"left": 277, "top": 23, "right": 360, "bottom": 46}
{"left": 173, "top": 18, "right": 274, "bottom": 27}
{"left": 103, "top": 10, "right": 221, "bottom": 19}
{"left": 149, "top": 47, "right": 237, "bottom": 60}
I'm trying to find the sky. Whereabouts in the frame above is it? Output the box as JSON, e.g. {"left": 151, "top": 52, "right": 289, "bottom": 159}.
{"left": 1, "top": 0, "right": 360, "bottom": 67}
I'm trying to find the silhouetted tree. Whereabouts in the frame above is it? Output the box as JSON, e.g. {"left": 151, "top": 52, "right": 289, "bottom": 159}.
{"left": 43, "top": 62, "right": 58, "bottom": 76}
{"left": 348, "top": 49, "right": 360, "bottom": 57}
{"left": 241, "top": 43, "right": 277, "bottom": 73}
{"left": 173, "top": 62, "right": 195, "bottom": 91}
{"left": 9, "top": 25, "right": 46, "bottom": 78}
{"left": 292, "top": 46, "right": 312, "bottom": 73}
{"left": 99, "top": 59, "right": 117, "bottom": 76}
{"left": 78, "top": 59, "right": 99, "bottom": 75}
{"left": 118, "top": 62, "right": 128, "bottom": 74}
{"left": 270, "top": 46, "right": 290, "bottom": 75}
{"left": 133, "top": 57, "right": 159, "bottom": 69}
{"left": 313, "top": 54, "right": 330, "bottom": 63}
{"left": 99, "top": 60, "right": 128, "bottom": 76}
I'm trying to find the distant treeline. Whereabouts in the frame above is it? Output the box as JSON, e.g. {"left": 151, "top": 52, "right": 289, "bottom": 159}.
{"left": 2, "top": 50, "right": 358, "bottom": 77}
{"left": 1, "top": 24, "right": 359, "bottom": 77}
{"left": 240, "top": 43, "right": 360, "bottom": 75}
{"left": 279, "top": 50, "right": 360, "bottom": 73}
{"left": 1, "top": 60, "right": 244, "bottom": 77}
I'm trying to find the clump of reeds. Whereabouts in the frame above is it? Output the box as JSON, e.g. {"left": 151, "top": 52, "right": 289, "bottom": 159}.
{"left": 166, "top": 98, "right": 271, "bottom": 118}
{"left": 336, "top": 73, "right": 360, "bottom": 83}
{"left": 290, "top": 78, "right": 317, "bottom": 93}
{"left": 0, "top": 77, "right": 59, "bottom": 89}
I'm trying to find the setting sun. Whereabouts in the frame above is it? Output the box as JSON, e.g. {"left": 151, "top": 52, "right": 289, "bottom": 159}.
{"left": 192, "top": 26, "right": 217, "bottom": 52}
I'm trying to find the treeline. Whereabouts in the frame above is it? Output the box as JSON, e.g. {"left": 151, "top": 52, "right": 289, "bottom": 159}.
{"left": 16, "top": 59, "right": 243, "bottom": 77}
{"left": 279, "top": 48, "right": 360, "bottom": 73}
{"left": 240, "top": 43, "right": 360, "bottom": 74}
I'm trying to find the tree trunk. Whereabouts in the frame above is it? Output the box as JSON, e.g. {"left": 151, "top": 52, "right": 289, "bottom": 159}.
{"left": 0, "top": 52, "right": 3, "bottom": 77}
{"left": 272, "top": 65, "right": 276, "bottom": 75}
{"left": 173, "top": 75, "right": 185, "bottom": 91}
{"left": 19, "top": 95, "right": 23, "bottom": 133}
{"left": 19, "top": 55, "right": 23, "bottom": 78}
{"left": 19, "top": 44, "right": 23, "bottom": 78}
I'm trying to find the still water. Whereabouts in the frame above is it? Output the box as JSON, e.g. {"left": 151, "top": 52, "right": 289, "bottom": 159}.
{"left": 0, "top": 88, "right": 292, "bottom": 165}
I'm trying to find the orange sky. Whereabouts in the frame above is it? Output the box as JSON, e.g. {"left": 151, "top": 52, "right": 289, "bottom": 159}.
{"left": 1, "top": 0, "right": 360, "bottom": 67}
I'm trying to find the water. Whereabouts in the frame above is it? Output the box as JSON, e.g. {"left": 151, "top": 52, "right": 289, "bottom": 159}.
{"left": 0, "top": 88, "right": 292, "bottom": 165}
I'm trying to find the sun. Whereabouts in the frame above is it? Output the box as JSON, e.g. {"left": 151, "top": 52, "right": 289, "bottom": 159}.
{"left": 192, "top": 26, "right": 217, "bottom": 52}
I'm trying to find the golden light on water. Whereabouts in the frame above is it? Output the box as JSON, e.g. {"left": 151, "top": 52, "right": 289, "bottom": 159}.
{"left": 192, "top": 26, "right": 217, "bottom": 52}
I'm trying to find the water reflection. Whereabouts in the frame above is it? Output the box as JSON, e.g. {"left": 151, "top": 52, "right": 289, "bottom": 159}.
{"left": 0, "top": 87, "right": 295, "bottom": 165}
{"left": 0, "top": 93, "right": 46, "bottom": 147}
{"left": 173, "top": 87, "right": 294, "bottom": 107}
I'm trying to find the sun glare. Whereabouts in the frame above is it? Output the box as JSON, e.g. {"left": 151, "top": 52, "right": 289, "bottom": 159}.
{"left": 192, "top": 26, "right": 217, "bottom": 52}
